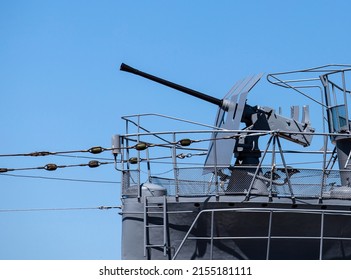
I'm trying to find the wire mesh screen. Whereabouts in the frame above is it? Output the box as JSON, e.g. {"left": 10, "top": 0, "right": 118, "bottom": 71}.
{"left": 122, "top": 170, "right": 140, "bottom": 196}
{"left": 148, "top": 167, "right": 347, "bottom": 199}
{"left": 120, "top": 164, "right": 351, "bottom": 199}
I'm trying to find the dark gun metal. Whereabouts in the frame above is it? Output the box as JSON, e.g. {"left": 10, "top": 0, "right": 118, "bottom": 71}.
{"left": 120, "top": 63, "right": 223, "bottom": 107}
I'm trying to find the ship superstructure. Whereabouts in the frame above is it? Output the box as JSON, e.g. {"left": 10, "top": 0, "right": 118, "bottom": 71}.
{"left": 114, "top": 64, "right": 351, "bottom": 259}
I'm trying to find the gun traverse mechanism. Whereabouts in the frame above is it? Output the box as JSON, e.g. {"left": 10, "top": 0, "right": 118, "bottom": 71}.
{"left": 120, "top": 63, "right": 315, "bottom": 174}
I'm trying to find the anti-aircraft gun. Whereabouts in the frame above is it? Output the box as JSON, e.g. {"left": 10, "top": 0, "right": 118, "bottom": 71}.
{"left": 120, "top": 63, "right": 315, "bottom": 194}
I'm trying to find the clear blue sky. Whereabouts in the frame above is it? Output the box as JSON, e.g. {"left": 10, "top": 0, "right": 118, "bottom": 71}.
{"left": 0, "top": 0, "right": 350, "bottom": 260}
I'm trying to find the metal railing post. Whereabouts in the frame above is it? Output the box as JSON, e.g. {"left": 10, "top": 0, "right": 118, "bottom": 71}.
{"left": 172, "top": 133, "right": 179, "bottom": 199}
{"left": 319, "top": 212, "right": 325, "bottom": 260}
{"left": 210, "top": 211, "right": 215, "bottom": 260}
{"left": 266, "top": 210, "right": 273, "bottom": 260}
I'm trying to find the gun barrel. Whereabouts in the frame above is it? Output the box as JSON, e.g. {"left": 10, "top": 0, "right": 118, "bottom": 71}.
{"left": 120, "top": 63, "right": 222, "bottom": 107}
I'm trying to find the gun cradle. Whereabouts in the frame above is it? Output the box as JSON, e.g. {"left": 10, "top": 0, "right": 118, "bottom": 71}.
{"left": 253, "top": 106, "right": 314, "bottom": 147}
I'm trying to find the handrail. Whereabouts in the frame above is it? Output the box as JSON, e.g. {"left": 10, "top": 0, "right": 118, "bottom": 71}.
{"left": 172, "top": 207, "right": 351, "bottom": 260}
{"left": 119, "top": 112, "right": 351, "bottom": 202}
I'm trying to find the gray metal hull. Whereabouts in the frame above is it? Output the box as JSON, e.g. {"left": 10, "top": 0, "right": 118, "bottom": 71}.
{"left": 122, "top": 196, "right": 351, "bottom": 260}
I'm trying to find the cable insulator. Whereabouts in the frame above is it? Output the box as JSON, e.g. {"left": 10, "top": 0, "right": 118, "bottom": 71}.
{"left": 179, "top": 138, "right": 192, "bottom": 146}
{"left": 88, "top": 146, "right": 104, "bottom": 154}
{"left": 29, "top": 151, "right": 51, "bottom": 157}
{"left": 128, "top": 157, "right": 138, "bottom": 164}
{"left": 135, "top": 142, "right": 147, "bottom": 151}
{"left": 45, "top": 164, "right": 58, "bottom": 171}
{"left": 88, "top": 160, "right": 100, "bottom": 168}
{"left": 0, "top": 168, "right": 9, "bottom": 173}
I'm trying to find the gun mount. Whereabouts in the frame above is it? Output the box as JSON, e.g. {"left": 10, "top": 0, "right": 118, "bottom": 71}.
{"left": 120, "top": 63, "right": 315, "bottom": 181}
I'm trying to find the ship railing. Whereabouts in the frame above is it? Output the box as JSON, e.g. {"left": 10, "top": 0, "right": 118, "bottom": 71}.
{"left": 119, "top": 113, "right": 351, "bottom": 202}
{"left": 172, "top": 207, "right": 351, "bottom": 260}
{"left": 267, "top": 65, "right": 351, "bottom": 135}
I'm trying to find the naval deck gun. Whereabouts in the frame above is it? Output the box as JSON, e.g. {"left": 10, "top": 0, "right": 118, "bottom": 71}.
{"left": 118, "top": 64, "right": 351, "bottom": 260}
{"left": 120, "top": 63, "right": 315, "bottom": 173}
